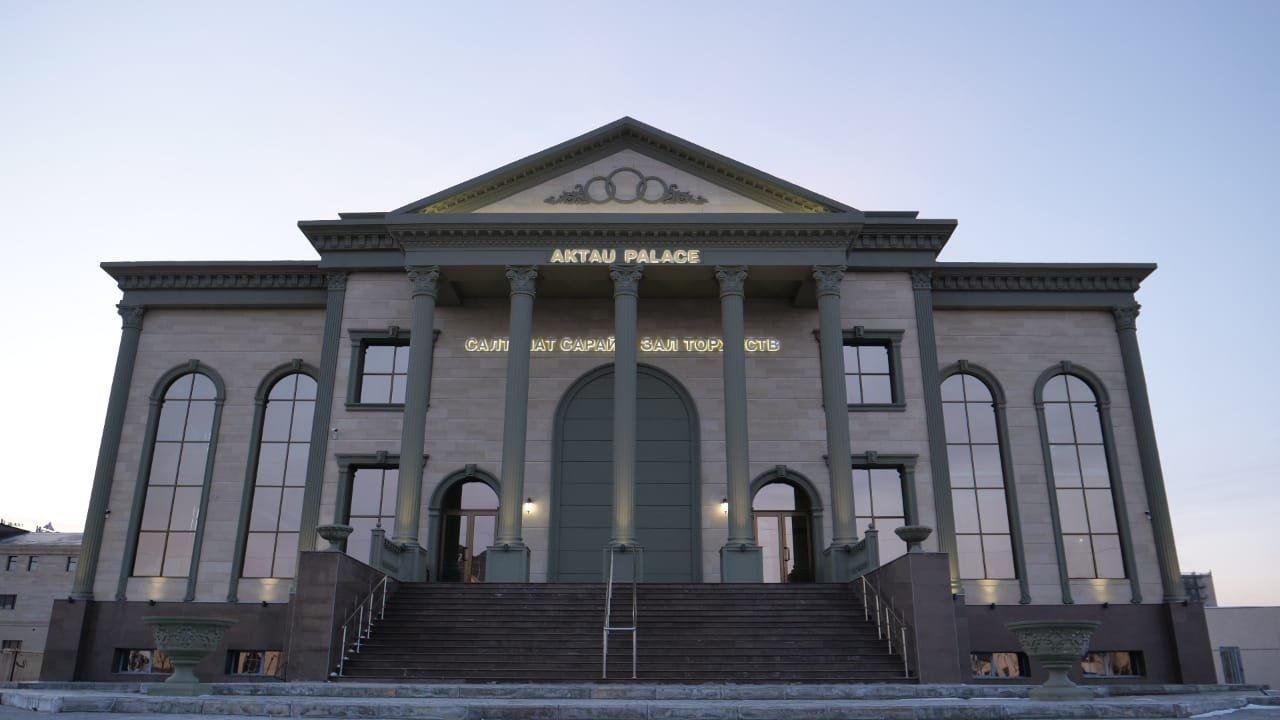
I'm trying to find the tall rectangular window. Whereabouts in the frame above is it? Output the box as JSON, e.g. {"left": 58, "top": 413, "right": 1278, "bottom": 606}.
{"left": 853, "top": 468, "right": 907, "bottom": 564}
{"left": 357, "top": 343, "right": 409, "bottom": 404}
{"left": 66, "top": 556, "right": 77, "bottom": 573}
{"left": 4, "top": 557, "right": 15, "bottom": 572}
{"left": 345, "top": 467, "right": 399, "bottom": 562}
{"left": 26, "top": 556, "right": 37, "bottom": 572}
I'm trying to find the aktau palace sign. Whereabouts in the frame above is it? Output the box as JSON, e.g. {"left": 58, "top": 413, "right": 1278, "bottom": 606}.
{"left": 549, "top": 248, "right": 702, "bottom": 265}
{"left": 464, "top": 336, "right": 781, "bottom": 353}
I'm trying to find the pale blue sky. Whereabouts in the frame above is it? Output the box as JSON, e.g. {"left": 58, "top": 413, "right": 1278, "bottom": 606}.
{"left": 1, "top": 1, "right": 1276, "bottom": 604}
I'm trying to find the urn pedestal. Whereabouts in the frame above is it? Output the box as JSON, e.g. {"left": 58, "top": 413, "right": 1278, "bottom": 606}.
{"left": 1006, "top": 620, "right": 1101, "bottom": 700}
{"left": 142, "top": 617, "right": 237, "bottom": 696}
{"left": 894, "top": 525, "right": 933, "bottom": 553}
{"left": 317, "top": 523, "right": 353, "bottom": 552}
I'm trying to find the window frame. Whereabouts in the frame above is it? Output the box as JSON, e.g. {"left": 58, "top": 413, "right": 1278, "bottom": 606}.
{"left": 4, "top": 556, "right": 15, "bottom": 572}
{"left": 1034, "top": 361, "right": 1141, "bottom": 604}
{"left": 970, "top": 651, "right": 1030, "bottom": 679}
{"left": 117, "top": 361, "right": 225, "bottom": 602}
{"left": 344, "top": 328, "right": 441, "bottom": 410}
{"left": 1080, "top": 650, "right": 1145, "bottom": 678}
{"left": 840, "top": 327, "right": 906, "bottom": 411}
{"left": 940, "top": 361, "right": 1031, "bottom": 602}
{"left": 850, "top": 453, "right": 918, "bottom": 565}
{"left": 335, "top": 453, "right": 428, "bottom": 563}
{"left": 229, "top": 361, "right": 320, "bottom": 600}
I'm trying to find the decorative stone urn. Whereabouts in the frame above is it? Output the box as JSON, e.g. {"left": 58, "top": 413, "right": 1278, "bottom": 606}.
{"left": 142, "top": 616, "right": 236, "bottom": 696}
{"left": 1006, "top": 620, "right": 1101, "bottom": 700}
{"left": 894, "top": 525, "right": 933, "bottom": 553}
{"left": 317, "top": 523, "right": 353, "bottom": 552}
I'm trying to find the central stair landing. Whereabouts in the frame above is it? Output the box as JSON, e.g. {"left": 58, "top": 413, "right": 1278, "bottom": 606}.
{"left": 338, "top": 582, "right": 909, "bottom": 682}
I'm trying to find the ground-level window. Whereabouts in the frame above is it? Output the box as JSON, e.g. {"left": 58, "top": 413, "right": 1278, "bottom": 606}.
{"left": 0, "top": 595, "right": 14, "bottom": 610}
{"left": 971, "top": 652, "right": 1028, "bottom": 679}
{"left": 1, "top": 640, "right": 21, "bottom": 650}
{"left": 1081, "top": 651, "right": 1144, "bottom": 677}
{"left": 113, "top": 649, "right": 173, "bottom": 674}
{"left": 853, "top": 468, "right": 906, "bottom": 564}
{"left": 346, "top": 467, "right": 399, "bottom": 563}
{"left": 226, "top": 650, "right": 283, "bottom": 676}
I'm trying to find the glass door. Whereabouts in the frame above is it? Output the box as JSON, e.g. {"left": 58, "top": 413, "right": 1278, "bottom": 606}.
{"left": 754, "top": 512, "right": 813, "bottom": 583}
{"left": 443, "top": 510, "right": 496, "bottom": 583}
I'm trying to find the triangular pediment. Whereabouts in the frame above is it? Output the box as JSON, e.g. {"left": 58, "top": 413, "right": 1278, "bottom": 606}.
{"left": 391, "top": 117, "right": 856, "bottom": 216}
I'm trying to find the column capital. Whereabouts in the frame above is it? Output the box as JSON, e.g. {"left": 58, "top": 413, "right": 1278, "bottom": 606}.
{"left": 812, "top": 265, "right": 846, "bottom": 297}
{"left": 910, "top": 269, "right": 933, "bottom": 290}
{"left": 505, "top": 265, "right": 539, "bottom": 297}
{"left": 325, "top": 271, "right": 348, "bottom": 292}
{"left": 609, "top": 264, "right": 643, "bottom": 296}
{"left": 116, "top": 304, "right": 145, "bottom": 330}
{"left": 714, "top": 265, "right": 748, "bottom": 297}
{"left": 406, "top": 265, "right": 441, "bottom": 298}
{"left": 1113, "top": 304, "right": 1141, "bottom": 331}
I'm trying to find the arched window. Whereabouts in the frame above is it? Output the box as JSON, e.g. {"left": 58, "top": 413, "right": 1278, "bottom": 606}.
{"left": 242, "top": 372, "right": 316, "bottom": 578}
{"left": 942, "top": 373, "right": 1015, "bottom": 580}
{"left": 133, "top": 372, "right": 218, "bottom": 577}
{"left": 1040, "top": 373, "right": 1125, "bottom": 579}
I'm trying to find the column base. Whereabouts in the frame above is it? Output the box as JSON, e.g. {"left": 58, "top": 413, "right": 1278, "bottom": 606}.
{"left": 823, "top": 544, "right": 856, "bottom": 583}
{"left": 719, "top": 543, "right": 763, "bottom": 583}
{"left": 603, "top": 542, "right": 644, "bottom": 583}
{"left": 396, "top": 542, "right": 429, "bottom": 582}
{"left": 484, "top": 543, "right": 531, "bottom": 582}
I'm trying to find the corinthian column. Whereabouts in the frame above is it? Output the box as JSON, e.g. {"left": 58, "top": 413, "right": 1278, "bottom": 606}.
{"left": 716, "top": 266, "right": 764, "bottom": 582}
{"left": 487, "top": 265, "right": 537, "bottom": 582}
{"left": 73, "top": 304, "right": 145, "bottom": 599}
{"left": 607, "top": 264, "right": 643, "bottom": 581}
{"left": 393, "top": 265, "right": 439, "bottom": 581}
{"left": 814, "top": 266, "right": 858, "bottom": 581}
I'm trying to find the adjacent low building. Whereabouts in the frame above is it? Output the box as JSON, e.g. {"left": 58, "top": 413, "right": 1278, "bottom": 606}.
{"left": 42, "top": 118, "right": 1215, "bottom": 684}
{"left": 0, "top": 522, "right": 81, "bottom": 681}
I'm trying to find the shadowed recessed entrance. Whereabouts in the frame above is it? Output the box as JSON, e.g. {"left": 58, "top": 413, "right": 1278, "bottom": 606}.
{"left": 550, "top": 364, "right": 701, "bottom": 582}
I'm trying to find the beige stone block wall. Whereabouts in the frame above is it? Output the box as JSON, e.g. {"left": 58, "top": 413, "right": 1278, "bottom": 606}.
{"left": 95, "top": 308, "right": 325, "bottom": 603}
{"left": 934, "top": 309, "right": 1162, "bottom": 606}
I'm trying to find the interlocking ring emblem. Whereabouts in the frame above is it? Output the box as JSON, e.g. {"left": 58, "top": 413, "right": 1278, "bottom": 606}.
{"left": 545, "top": 167, "right": 708, "bottom": 205}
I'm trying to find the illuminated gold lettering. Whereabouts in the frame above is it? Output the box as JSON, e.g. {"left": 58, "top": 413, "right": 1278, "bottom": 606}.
{"left": 602, "top": 249, "right": 616, "bottom": 263}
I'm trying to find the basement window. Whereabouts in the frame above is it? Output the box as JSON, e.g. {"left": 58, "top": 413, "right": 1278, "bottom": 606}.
{"left": 226, "top": 650, "right": 283, "bottom": 676}
{"left": 113, "top": 649, "right": 173, "bottom": 674}
{"left": 971, "top": 651, "right": 1028, "bottom": 679}
{"left": 1081, "top": 651, "right": 1144, "bottom": 677}
{"left": 0, "top": 595, "right": 14, "bottom": 610}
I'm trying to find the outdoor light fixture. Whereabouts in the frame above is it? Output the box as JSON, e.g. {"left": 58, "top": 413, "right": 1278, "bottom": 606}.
{"left": 719, "top": 498, "right": 729, "bottom": 515}
{"left": 523, "top": 498, "right": 535, "bottom": 515}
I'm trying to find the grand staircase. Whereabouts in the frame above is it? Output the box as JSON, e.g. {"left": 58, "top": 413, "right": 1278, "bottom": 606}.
{"left": 338, "top": 583, "right": 910, "bottom": 682}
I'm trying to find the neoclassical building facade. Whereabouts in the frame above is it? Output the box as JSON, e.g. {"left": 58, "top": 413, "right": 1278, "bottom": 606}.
{"left": 44, "top": 118, "right": 1213, "bottom": 683}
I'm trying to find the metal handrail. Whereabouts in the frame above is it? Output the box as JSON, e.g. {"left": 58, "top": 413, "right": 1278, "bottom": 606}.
{"left": 336, "top": 574, "right": 393, "bottom": 677}
{"left": 602, "top": 544, "right": 640, "bottom": 679}
{"left": 858, "top": 574, "right": 912, "bottom": 678}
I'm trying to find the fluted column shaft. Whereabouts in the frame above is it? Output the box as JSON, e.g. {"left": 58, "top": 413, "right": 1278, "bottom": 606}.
{"left": 393, "top": 266, "right": 439, "bottom": 552}
{"left": 814, "top": 266, "right": 857, "bottom": 545}
{"left": 496, "top": 266, "right": 537, "bottom": 545}
{"left": 298, "top": 273, "right": 347, "bottom": 555}
{"left": 73, "top": 305, "right": 145, "bottom": 599}
{"left": 1114, "top": 305, "right": 1185, "bottom": 602}
{"left": 717, "top": 266, "right": 754, "bottom": 544}
{"left": 609, "top": 264, "right": 643, "bottom": 547}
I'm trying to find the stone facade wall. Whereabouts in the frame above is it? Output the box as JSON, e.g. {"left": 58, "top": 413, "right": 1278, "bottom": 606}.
{"left": 0, "top": 540, "right": 79, "bottom": 679}
{"left": 94, "top": 308, "right": 325, "bottom": 603}
{"left": 934, "top": 309, "right": 1163, "bottom": 605}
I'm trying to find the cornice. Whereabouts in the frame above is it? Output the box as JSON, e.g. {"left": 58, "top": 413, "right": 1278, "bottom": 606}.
{"left": 930, "top": 271, "right": 1147, "bottom": 292}
{"left": 851, "top": 231, "right": 950, "bottom": 252}
{"left": 392, "top": 225, "right": 855, "bottom": 249}
{"left": 105, "top": 265, "right": 327, "bottom": 291}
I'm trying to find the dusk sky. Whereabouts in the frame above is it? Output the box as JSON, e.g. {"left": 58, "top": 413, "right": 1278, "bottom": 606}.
{"left": 1, "top": 1, "right": 1276, "bottom": 604}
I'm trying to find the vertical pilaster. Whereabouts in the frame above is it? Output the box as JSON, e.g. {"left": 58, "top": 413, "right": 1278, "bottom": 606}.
{"left": 487, "top": 265, "right": 538, "bottom": 582}
{"left": 393, "top": 266, "right": 439, "bottom": 580}
{"left": 716, "top": 266, "right": 764, "bottom": 582}
{"left": 298, "top": 273, "right": 347, "bottom": 555}
{"left": 72, "top": 304, "right": 145, "bottom": 599}
{"left": 607, "top": 264, "right": 643, "bottom": 579}
{"left": 814, "top": 266, "right": 858, "bottom": 581}
{"left": 911, "top": 270, "right": 962, "bottom": 594}
{"left": 1113, "top": 305, "right": 1184, "bottom": 602}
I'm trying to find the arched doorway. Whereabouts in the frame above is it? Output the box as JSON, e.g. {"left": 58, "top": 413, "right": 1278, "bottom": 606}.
{"left": 432, "top": 470, "right": 500, "bottom": 583}
{"left": 550, "top": 364, "right": 701, "bottom": 582}
{"left": 751, "top": 471, "right": 823, "bottom": 583}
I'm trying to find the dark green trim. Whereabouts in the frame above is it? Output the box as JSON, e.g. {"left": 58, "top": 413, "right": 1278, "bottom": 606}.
{"left": 749, "top": 465, "right": 826, "bottom": 581}
{"left": 1033, "top": 362, "right": 1143, "bottom": 604}
{"left": 227, "top": 360, "right": 319, "bottom": 602}
{"left": 939, "top": 361, "right": 1033, "bottom": 604}
{"left": 103, "top": 261, "right": 327, "bottom": 309}
{"left": 73, "top": 305, "right": 144, "bottom": 599}
{"left": 297, "top": 274, "right": 347, "bottom": 556}
{"left": 842, "top": 327, "right": 907, "bottom": 410}
{"left": 118, "top": 289, "right": 326, "bottom": 308}
{"left": 344, "top": 328, "right": 441, "bottom": 408}
{"left": 116, "top": 361, "right": 226, "bottom": 602}
{"left": 425, "top": 464, "right": 502, "bottom": 583}
{"left": 849, "top": 452, "right": 920, "bottom": 527}
{"left": 911, "top": 270, "right": 962, "bottom": 593}
{"left": 547, "top": 362, "right": 703, "bottom": 582}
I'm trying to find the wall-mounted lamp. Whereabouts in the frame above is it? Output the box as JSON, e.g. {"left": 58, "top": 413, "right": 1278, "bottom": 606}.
{"left": 719, "top": 498, "right": 729, "bottom": 515}
{"left": 523, "top": 498, "right": 535, "bottom": 515}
